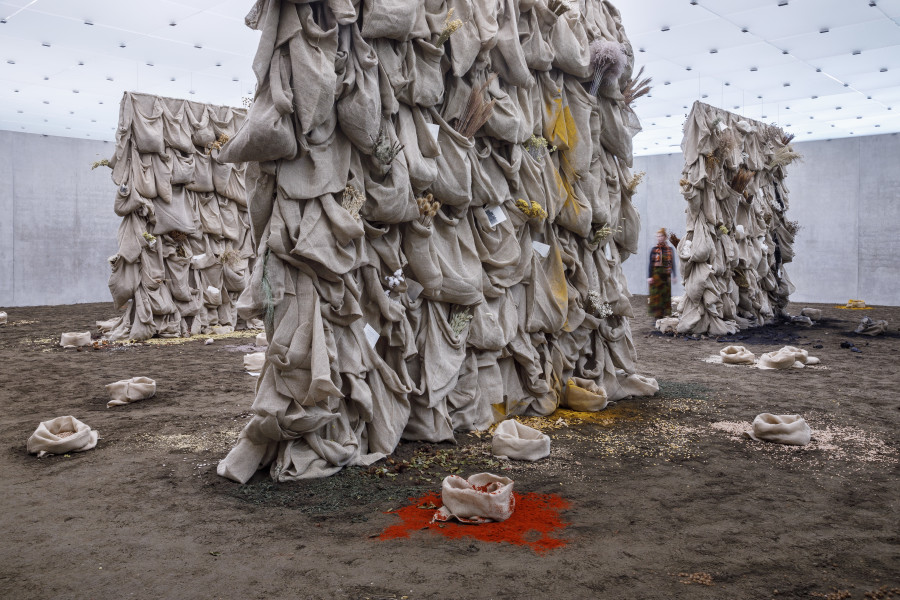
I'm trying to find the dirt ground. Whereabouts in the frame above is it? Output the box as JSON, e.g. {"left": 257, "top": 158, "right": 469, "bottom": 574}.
{"left": 1, "top": 296, "right": 898, "bottom": 600}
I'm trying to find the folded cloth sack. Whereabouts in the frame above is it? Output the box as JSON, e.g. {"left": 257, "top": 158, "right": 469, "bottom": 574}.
{"left": 855, "top": 316, "right": 888, "bottom": 336}
{"left": 243, "top": 351, "right": 266, "bottom": 372}
{"left": 743, "top": 413, "right": 811, "bottom": 446}
{"left": 758, "top": 346, "right": 819, "bottom": 369}
{"left": 27, "top": 415, "right": 99, "bottom": 457}
{"left": 491, "top": 419, "right": 550, "bottom": 461}
{"left": 791, "top": 315, "right": 813, "bottom": 327}
{"left": 655, "top": 317, "right": 679, "bottom": 334}
{"left": 433, "top": 473, "right": 515, "bottom": 524}
{"left": 800, "top": 308, "right": 822, "bottom": 321}
{"left": 106, "top": 376, "right": 157, "bottom": 407}
{"left": 720, "top": 345, "right": 756, "bottom": 365}
{"left": 846, "top": 299, "right": 866, "bottom": 308}
{"left": 563, "top": 377, "right": 609, "bottom": 412}
{"left": 255, "top": 332, "right": 268, "bottom": 347}
{"left": 0, "top": 311, "right": 7, "bottom": 325}
{"left": 60, "top": 332, "right": 92, "bottom": 348}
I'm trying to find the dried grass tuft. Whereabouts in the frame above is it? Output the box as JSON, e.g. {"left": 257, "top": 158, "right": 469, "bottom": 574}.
{"left": 456, "top": 74, "right": 497, "bottom": 138}
{"left": 622, "top": 66, "right": 652, "bottom": 107}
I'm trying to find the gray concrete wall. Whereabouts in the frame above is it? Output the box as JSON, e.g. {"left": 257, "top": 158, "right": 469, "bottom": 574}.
{"left": 630, "top": 132, "right": 900, "bottom": 307}
{"left": 0, "top": 131, "right": 119, "bottom": 307}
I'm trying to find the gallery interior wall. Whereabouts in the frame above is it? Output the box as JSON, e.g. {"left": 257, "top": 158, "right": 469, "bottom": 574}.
{"left": 1, "top": 130, "right": 898, "bottom": 308}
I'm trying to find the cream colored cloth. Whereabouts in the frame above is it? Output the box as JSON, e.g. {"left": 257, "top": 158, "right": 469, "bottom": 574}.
{"left": 433, "top": 473, "right": 515, "bottom": 524}
{"left": 106, "top": 376, "right": 157, "bottom": 407}
{"left": 60, "top": 332, "right": 92, "bottom": 348}
{"left": 255, "top": 332, "right": 268, "bottom": 347}
{"left": 743, "top": 413, "right": 811, "bottom": 446}
{"left": 758, "top": 346, "right": 819, "bottom": 369}
{"left": 0, "top": 311, "right": 7, "bottom": 325}
{"left": 655, "top": 317, "right": 679, "bottom": 334}
{"left": 27, "top": 416, "right": 99, "bottom": 457}
{"left": 243, "top": 352, "right": 266, "bottom": 373}
{"left": 720, "top": 345, "right": 756, "bottom": 365}
{"left": 491, "top": 420, "right": 550, "bottom": 461}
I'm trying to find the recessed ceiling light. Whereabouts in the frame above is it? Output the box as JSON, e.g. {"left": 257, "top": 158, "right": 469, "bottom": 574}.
{"left": 781, "top": 49, "right": 789, "bottom": 55}
{"left": 852, "top": 50, "right": 861, "bottom": 55}
{"left": 6, "top": 59, "right": 14, "bottom": 64}
{"left": 685, "top": 66, "right": 692, "bottom": 71}
{"left": 169, "top": 21, "right": 177, "bottom": 26}
{"left": 709, "top": 48, "right": 718, "bottom": 54}
{"left": 757, "top": 95, "right": 763, "bottom": 99}
{"left": 84, "top": 20, "right": 93, "bottom": 26}
{"left": 819, "top": 27, "right": 829, "bottom": 33}
{"left": 72, "top": 89, "right": 79, "bottom": 93}
{"left": 661, "top": 26, "right": 670, "bottom": 32}
{"left": 762, "top": 115, "right": 767, "bottom": 119}
{"left": 42, "top": 100, "right": 49, "bottom": 104}
{"left": 190, "top": 90, "right": 196, "bottom": 94}
{"left": 41, "top": 42, "right": 51, "bottom": 47}
{"left": 880, "top": 67, "right": 888, "bottom": 72}
{"left": 857, "top": 116, "right": 862, "bottom": 119}
{"left": 119, "top": 42, "right": 126, "bottom": 48}
{"left": 664, "top": 81, "right": 670, "bottom": 85}
{"left": 232, "top": 76, "right": 239, "bottom": 82}
{"left": 701, "top": 94, "right": 708, "bottom": 99}
{"left": 638, "top": 48, "right": 645, "bottom": 53}
{"left": 16, "top": 110, "right": 22, "bottom": 113}
{"left": 43, "top": 76, "right": 48, "bottom": 80}
{"left": 778, "top": 0, "right": 788, "bottom": 5}
{"left": 812, "top": 95, "right": 818, "bottom": 99}
{"left": 194, "top": 43, "right": 202, "bottom": 49}
{"left": 750, "top": 66, "right": 758, "bottom": 72}
{"left": 170, "top": 76, "right": 176, "bottom": 81}
{"left": 836, "top": 106, "right": 842, "bottom": 109}
{"left": 77, "top": 61, "right": 84, "bottom": 66}
{"left": 783, "top": 82, "right": 791, "bottom": 87}
{"left": 741, "top": 27, "right": 749, "bottom": 33}
{"left": 724, "top": 82, "right": 730, "bottom": 86}
{"left": 215, "top": 62, "right": 222, "bottom": 67}
{"left": 106, "top": 76, "right": 114, "bottom": 81}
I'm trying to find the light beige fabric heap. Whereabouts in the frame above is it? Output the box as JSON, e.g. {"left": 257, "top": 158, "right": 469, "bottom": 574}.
{"left": 99, "top": 92, "right": 258, "bottom": 342}
{"left": 217, "top": 0, "right": 657, "bottom": 483}
{"left": 243, "top": 351, "right": 266, "bottom": 373}
{"left": 655, "top": 317, "right": 679, "bottom": 334}
{"left": 743, "top": 413, "right": 811, "bottom": 446}
{"left": 720, "top": 345, "right": 755, "bottom": 364}
{"left": 106, "top": 376, "right": 157, "bottom": 407}
{"left": 800, "top": 308, "right": 822, "bottom": 321}
{"left": 433, "top": 473, "right": 515, "bottom": 524}
{"left": 491, "top": 419, "right": 551, "bottom": 461}
{"left": 757, "top": 345, "right": 820, "bottom": 369}
{"left": 27, "top": 416, "right": 99, "bottom": 457}
{"left": 855, "top": 316, "right": 888, "bottom": 336}
{"left": 0, "top": 311, "right": 7, "bottom": 325}
{"left": 255, "top": 331, "right": 268, "bottom": 347}
{"left": 60, "top": 332, "right": 92, "bottom": 348}
{"left": 677, "top": 101, "right": 800, "bottom": 336}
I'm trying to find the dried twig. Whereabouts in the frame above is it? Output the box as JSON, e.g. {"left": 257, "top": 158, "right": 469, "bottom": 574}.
{"left": 373, "top": 125, "right": 404, "bottom": 165}
{"left": 730, "top": 167, "right": 753, "bottom": 195}
{"left": 622, "top": 66, "right": 652, "bottom": 107}
{"left": 456, "top": 74, "right": 497, "bottom": 138}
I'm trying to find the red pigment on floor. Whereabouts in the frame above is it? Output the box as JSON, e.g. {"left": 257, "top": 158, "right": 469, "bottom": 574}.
{"left": 378, "top": 492, "right": 570, "bottom": 554}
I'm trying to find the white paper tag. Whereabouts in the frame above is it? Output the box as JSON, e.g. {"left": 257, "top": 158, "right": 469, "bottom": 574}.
{"left": 206, "top": 285, "right": 219, "bottom": 294}
{"left": 192, "top": 253, "right": 207, "bottom": 265}
{"left": 484, "top": 205, "right": 507, "bottom": 228}
{"left": 604, "top": 243, "right": 613, "bottom": 261}
{"left": 406, "top": 279, "right": 424, "bottom": 302}
{"left": 426, "top": 123, "right": 440, "bottom": 143}
{"left": 363, "top": 323, "right": 379, "bottom": 349}
{"left": 532, "top": 241, "right": 551, "bottom": 258}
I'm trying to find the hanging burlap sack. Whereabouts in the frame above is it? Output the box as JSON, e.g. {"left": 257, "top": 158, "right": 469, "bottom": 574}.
{"left": 492, "top": 419, "right": 551, "bottom": 461}
{"left": 131, "top": 94, "right": 165, "bottom": 154}
{"left": 743, "top": 413, "right": 811, "bottom": 446}
{"left": 60, "top": 332, "right": 91, "bottom": 348}
{"left": 284, "top": 4, "right": 338, "bottom": 135}
{"left": 720, "top": 345, "right": 755, "bottom": 364}
{"left": 27, "top": 416, "right": 99, "bottom": 457}
{"left": 169, "top": 149, "right": 196, "bottom": 185}
{"left": 336, "top": 25, "right": 382, "bottom": 153}
{"left": 187, "top": 153, "right": 214, "bottom": 193}
{"left": 397, "top": 105, "right": 439, "bottom": 192}
{"left": 161, "top": 98, "right": 194, "bottom": 154}
{"left": 443, "top": 0, "right": 480, "bottom": 76}
{"left": 550, "top": 12, "right": 592, "bottom": 79}
{"left": 361, "top": 0, "right": 419, "bottom": 40}
{"left": 489, "top": 0, "right": 533, "bottom": 88}
{"left": 428, "top": 108, "right": 475, "bottom": 207}
{"left": 520, "top": 6, "right": 554, "bottom": 70}
{"left": 151, "top": 186, "right": 195, "bottom": 235}
{"left": 433, "top": 473, "right": 515, "bottom": 524}
{"left": 278, "top": 113, "right": 351, "bottom": 201}
{"left": 106, "top": 376, "right": 157, "bottom": 407}
{"left": 186, "top": 100, "right": 216, "bottom": 148}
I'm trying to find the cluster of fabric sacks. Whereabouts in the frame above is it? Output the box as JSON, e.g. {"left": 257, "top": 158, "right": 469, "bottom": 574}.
{"left": 217, "top": 0, "right": 658, "bottom": 483}
{"left": 677, "top": 101, "right": 799, "bottom": 336}
{"left": 99, "top": 92, "right": 257, "bottom": 341}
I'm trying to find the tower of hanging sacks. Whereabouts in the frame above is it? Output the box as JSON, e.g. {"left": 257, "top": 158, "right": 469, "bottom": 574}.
{"left": 676, "top": 101, "right": 801, "bottom": 336}
{"left": 99, "top": 92, "right": 257, "bottom": 341}
{"left": 218, "top": 0, "right": 658, "bottom": 483}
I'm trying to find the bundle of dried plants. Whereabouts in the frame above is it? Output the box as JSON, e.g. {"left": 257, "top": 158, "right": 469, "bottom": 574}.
{"left": 730, "top": 167, "right": 753, "bottom": 195}
{"left": 523, "top": 134, "right": 556, "bottom": 161}
{"left": 455, "top": 74, "right": 497, "bottom": 138}
{"left": 436, "top": 8, "right": 462, "bottom": 47}
{"left": 515, "top": 198, "right": 548, "bottom": 220}
{"left": 342, "top": 185, "right": 366, "bottom": 220}
{"left": 90, "top": 158, "right": 110, "bottom": 170}
{"left": 622, "top": 66, "right": 652, "bottom": 108}
{"left": 206, "top": 133, "right": 229, "bottom": 155}
{"left": 767, "top": 146, "right": 802, "bottom": 169}
{"left": 784, "top": 219, "right": 802, "bottom": 236}
{"left": 416, "top": 193, "right": 441, "bottom": 227}
{"left": 624, "top": 170, "right": 645, "bottom": 195}
{"left": 669, "top": 232, "right": 681, "bottom": 248}
{"left": 373, "top": 126, "right": 404, "bottom": 165}
{"left": 448, "top": 306, "right": 473, "bottom": 337}
{"left": 588, "top": 40, "right": 627, "bottom": 96}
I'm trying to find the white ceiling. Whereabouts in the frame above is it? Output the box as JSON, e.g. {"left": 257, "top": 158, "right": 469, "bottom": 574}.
{"left": 1, "top": 0, "right": 899, "bottom": 155}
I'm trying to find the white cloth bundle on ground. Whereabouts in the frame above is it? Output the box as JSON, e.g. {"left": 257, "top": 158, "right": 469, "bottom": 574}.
{"left": 855, "top": 317, "right": 888, "bottom": 336}
{"left": 27, "top": 416, "right": 99, "bottom": 457}
{"left": 791, "top": 315, "right": 813, "bottom": 327}
{"left": 743, "top": 413, "right": 811, "bottom": 446}
{"left": 243, "top": 352, "right": 265, "bottom": 373}
{"left": 60, "top": 332, "right": 92, "bottom": 348}
{"left": 433, "top": 473, "right": 515, "bottom": 524}
{"left": 491, "top": 420, "right": 550, "bottom": 461}
{"left": 0, "top": 311, "right": 6, "bottom": 325}
{"left": 655, "top": 317, "right": 679, "bottom": 334}
{"left": 720, "top": 345, "right": 756, "bottom": 364}
{"left": 758, "top": 345, "right": 820, "bottom": 369}
{"left": 800, "top": 308, "right": 822, "bottom": 321}
{"left": 562, "top": 377, "right": 609, "bottom": 412}
{"left": 255, "top": 332, "right": 268, "bottom": 347}
{"left": 106, "top": 376, "right": 157, "bottom": 407}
